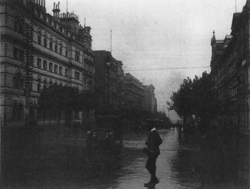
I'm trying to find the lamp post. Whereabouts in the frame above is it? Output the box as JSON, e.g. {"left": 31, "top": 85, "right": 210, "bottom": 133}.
{"left": 105, "top": 57, "right": 112, "bottom": 110}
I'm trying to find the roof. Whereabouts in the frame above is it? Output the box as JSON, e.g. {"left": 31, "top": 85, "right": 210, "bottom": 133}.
{"left": 231, "top": 13, "right": 241, "bottom": 30}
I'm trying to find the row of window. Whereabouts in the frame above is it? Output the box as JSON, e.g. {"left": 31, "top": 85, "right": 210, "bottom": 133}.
{"left": 36, "top": 58, "right": 81, "bottom": 80}
{"left": 37, "top": 34, "right": 68, "bottom": 57}
{"left": 37, "top": 32, "right": 86, "bottom": 62}
{"left": 37, "top": 58, "right": 68, "bottom": 76}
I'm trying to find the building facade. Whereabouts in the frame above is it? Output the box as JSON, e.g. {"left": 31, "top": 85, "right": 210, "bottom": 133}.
{"left": 0, "top": 0, "right": 95, "bottom": 127}
{"left": 123, "top": 73, "right": 146, "bottom": 111}
{"left": 145, "top": 84, "right": 157, "bottom": 113}
{"left": 210, "top": 0, "right": 250, "bottom": 134}
{"left": 93, "top": 50, "right": 124, "bottom": 115}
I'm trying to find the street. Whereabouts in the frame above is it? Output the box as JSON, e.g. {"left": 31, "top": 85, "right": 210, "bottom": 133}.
{"left": 81, "top": 128, "right": 250, "bottom": 189}
{"left": 81, "top": 129, "right": 200, "bottom": 189}
{"left": 2, "top": 128, "right": 250, "bottom": 189}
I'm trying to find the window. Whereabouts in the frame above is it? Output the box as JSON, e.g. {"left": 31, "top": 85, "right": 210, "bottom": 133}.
{"left": 13, "top": 102, "right": 18, "bottom": 119}
{"left": 19, "top": 18, "right": 24, "bottom": 35}
{"left": 37, "top": 77, "right": 41, "bottom": 92}
{"left": 54, "top": 65, "right": 58, "bottom": 74}
{"left": 59, "top": 47, "right": 62, "bottom": 54}
{"left": 13, "top": 72, "right": 23, "bottom": 89}
{"left": 43, "top": 60, "right": 47, "bottom": 70}
{"left": 43, "top": 80, "right": 47, "bottom": 89}
{"left": 75, "top": 71, "right": 80, "bottom": 80}
{"left": 75, "top": 51, "right": 80, "bottom": 61}
{"left": 37, "top": 58, "right": 41, "bottom": 68}
{"left": 59, "top": 66, "right": 62, "bottom": 75}
{"left": 13, "top": 47, "right": 24, "bottom": 61}
{"left": 5, "top": 43, "right": 7, "bottom": 55}
{"left": 65, "top": 50, "right": 68, "bottom": 57}
{"left": 65, "top": 68, "right": 68, "bottom": 76}
{"left": 19, "top": 50, "right": 24, "bottom": 61}
{"left": 13, "top": 47, "right": 19, "bottom": 59}
{"left": 49, "top": 62, "right": 53, "bottom": 72}
{"left": 13, "top": 103, "right": 23, "bottom": 120}
{"left": 14, "top": 16, "right": 23, "bottom": 34}
{"left": 44, "top": 38, "right": 47, "bottom": 47}
{"left": 38, "top": 34, "right": 41, "bottom": 45}
{"left": 49, "top": 41, "right": 52, "bottom": 50}
{"left": 55, "top": 44, "right": 58, "bottom": 53}
{"left": 14, "top": 16, "right": 19, "bottom": 32}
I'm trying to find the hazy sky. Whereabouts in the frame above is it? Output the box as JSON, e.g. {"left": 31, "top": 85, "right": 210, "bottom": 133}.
{"left": 47, "top": 0, "right": 246, "bottom": 121}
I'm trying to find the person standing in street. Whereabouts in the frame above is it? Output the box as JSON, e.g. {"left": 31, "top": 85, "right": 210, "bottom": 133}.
{"left": 143, "top": 121, "right": 162, "bottom": 187}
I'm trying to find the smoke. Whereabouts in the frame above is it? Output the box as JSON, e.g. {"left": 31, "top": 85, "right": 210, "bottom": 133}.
{"left": 155, "top": 71, "right": 186, "bottom": 121}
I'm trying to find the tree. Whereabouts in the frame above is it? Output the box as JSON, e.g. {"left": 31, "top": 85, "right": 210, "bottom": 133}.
{"left": 38, "top": 85, "right": 96, "bottom": 126}
{"left": 167, "top": 72, "right": 220, "bottom": 125}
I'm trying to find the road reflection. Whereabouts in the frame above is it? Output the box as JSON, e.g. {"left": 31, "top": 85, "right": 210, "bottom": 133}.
{"left": 1, "top": 128, "right": 250, "bottom": 189}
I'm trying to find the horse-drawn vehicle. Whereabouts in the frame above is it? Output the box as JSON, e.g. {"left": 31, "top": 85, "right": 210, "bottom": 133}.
{"left": 95, "top": 115, "right": 123, "bottom": 146}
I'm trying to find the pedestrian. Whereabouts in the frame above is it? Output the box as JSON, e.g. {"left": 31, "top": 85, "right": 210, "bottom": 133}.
{"left": 86, "top": 128, "right": 93, "bottom": 161}
{"left": 143, "top": 121, "right": 162, "bottom": 187}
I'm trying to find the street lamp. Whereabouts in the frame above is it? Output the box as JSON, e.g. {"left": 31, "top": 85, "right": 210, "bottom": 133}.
{"left": 105, "top": 56, "right": 112, "bottom": 110}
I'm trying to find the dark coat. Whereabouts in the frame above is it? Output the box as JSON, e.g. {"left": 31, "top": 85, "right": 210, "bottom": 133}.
{"left": 146, "top": 130, "right": 162, "bottom": 155}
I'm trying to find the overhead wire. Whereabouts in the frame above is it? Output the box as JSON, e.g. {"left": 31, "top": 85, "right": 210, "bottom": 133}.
{"left": 124, "top": 66, "right": 210, "bottom": 72}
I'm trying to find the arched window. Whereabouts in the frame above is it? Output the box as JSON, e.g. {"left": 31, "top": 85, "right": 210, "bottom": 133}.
{"left": 43, "top": 79, "right": 47, "bottom": 89}
{"left": 13, "top": 71, "right": 23, "bottom": 89}
{"left": 49, "top": 79, "right": 53, "bottom": 86}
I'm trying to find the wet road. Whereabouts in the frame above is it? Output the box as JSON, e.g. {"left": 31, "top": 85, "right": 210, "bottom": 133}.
{"left": 82, "top": 129, "right": 200, "bottom": 189}
{"left": 2, "top": 128, "right": 250, "bottom": 189}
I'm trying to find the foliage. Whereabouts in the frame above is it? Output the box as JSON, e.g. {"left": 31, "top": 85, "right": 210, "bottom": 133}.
{"left": 38, "top": 85, "right": 96, "bottom": 114}
{"left": 167, "top": 72, "right": 220, "bottom": 121}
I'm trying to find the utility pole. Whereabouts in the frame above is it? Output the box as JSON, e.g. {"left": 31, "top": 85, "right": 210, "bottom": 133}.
{"left": 235, "top": 0, "right": 237, "bottom": 12}
{"left": 23, "top": 23, "right": 34, "bottom": 126}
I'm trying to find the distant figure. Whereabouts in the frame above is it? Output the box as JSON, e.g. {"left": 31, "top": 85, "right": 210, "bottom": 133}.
{"left": 143, "top": 122, "right": 162, "bottom": 187}
{"left": 86, "top": 129, "right": 93, "bottom": 160}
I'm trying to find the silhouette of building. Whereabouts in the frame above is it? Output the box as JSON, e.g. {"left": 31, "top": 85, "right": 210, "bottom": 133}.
{"left": 93, "top": 50, "right": 124, "bottom": 115}
{"left": 210, "top": 1, "right": 250, "bottom": 134}
{"left": 145, "top": 85, "right": 157, "bottom": 114}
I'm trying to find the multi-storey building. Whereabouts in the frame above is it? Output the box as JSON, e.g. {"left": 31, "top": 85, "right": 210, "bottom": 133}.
{"left": 145, "top": 84, "right": 157, "bottom": 114}
{"left": 123, "top": 73, "right": 146, "bottom": 111}
{"left": 210, "top": 0, "right": 250, "bottom": 134}
{"left": 0, "top": 0, "right": 95, "bottom": 127}
{"left": 93, "top": 50, "right": 124, "bottom": 114}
